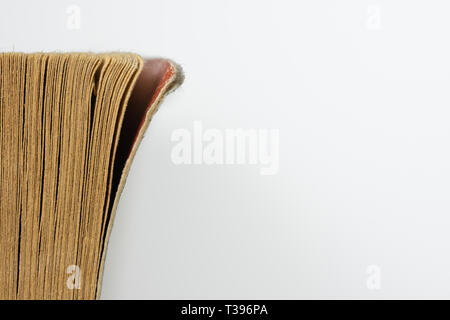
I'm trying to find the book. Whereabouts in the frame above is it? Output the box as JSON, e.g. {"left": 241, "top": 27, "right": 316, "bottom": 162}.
{"left": 0, "top": 52, "right": 183, "bottom": 299}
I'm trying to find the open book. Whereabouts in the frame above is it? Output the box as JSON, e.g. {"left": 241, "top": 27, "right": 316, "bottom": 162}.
{"left": 0, "top": 53, "right": 183, "bottom": 299}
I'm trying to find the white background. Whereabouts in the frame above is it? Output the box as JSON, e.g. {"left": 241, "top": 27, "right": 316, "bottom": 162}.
{"left": 2, "top": 0, "right": 450, "bottom": 299}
